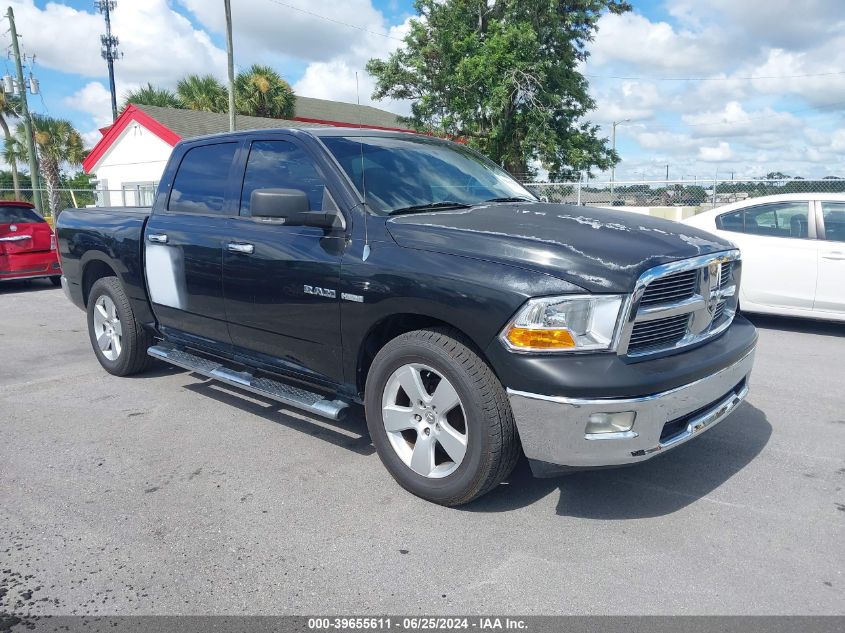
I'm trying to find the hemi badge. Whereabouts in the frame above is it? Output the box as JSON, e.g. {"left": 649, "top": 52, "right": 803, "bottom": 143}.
{"left": 341, "top": 292, "right": 364, "bottom": 303}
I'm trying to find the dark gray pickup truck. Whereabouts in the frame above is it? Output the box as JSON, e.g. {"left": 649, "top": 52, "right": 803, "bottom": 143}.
{"left": 57, "top": 128, "right": 757, "bottom": 505}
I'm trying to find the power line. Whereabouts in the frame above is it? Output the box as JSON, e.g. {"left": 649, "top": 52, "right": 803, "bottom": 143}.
{"left": 585, "top": 70, "right": 845, "bottom": 82}
{"left": 264, "top": 0, "right": 405, "bottom": 42}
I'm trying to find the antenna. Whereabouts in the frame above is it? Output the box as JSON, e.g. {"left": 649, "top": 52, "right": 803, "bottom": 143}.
{"left": 95, "top": 1, "right": 122, "bottom": 122}
{"left": 355, "top": 71, "right": 370, "bottom": 260}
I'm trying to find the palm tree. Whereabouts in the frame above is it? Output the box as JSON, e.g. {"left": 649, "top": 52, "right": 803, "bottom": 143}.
{"left": 0, "top": 92, "right": 22, "bottom": 197}
{"left": 13, "top": 116, "right": 86, "bottom": 217}
{"left": 176, "top": 74, "right": 227, "bottom": 112}
{"left": 121, "top": 83, "right": 182, "bottom": 110}
{"left": 235, "top": 64, "right": 295, "bottom": 119}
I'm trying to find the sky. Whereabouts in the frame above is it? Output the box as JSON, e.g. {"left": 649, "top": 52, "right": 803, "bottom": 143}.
{"left": 3, "top": 0, "right": 844, "bottom": 181}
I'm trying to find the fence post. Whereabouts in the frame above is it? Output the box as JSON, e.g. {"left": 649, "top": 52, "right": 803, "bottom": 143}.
{"left": 712, "top": 176, "right": 718, "bottom": 208}
{"left": 576, "top": 179, "right": 582, "bottom": 206}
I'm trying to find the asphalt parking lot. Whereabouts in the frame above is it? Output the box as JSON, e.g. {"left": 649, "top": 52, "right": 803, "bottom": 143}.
{"left": 1, "top": 280, "right": 844, "bottom": 616}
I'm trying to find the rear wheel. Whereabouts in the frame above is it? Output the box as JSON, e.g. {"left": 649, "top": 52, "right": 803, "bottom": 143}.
{"left": 365, "top": 328, "right": 520, "bottom": 506}
{"left": 87, "top": 276, "right": 152, "bottom": 376}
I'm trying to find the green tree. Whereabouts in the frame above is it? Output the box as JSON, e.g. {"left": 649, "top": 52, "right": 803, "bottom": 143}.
{"left": 121, "top": 83, "right": 182, "bottom": 110}
{"left": 11, "top": 116, "right": 86, "bottom": 216}
{"left": 0, "top": 92, "right": 23, "bottom": 197}
{"left": 367, "top": 0, "right": 630, "bottom": 179}
{"left": 60, "top": 170, "right": 96, "bottom": 207}
{"left": 235, "top": 64, "right": 295, "bottom": 119}
{"left": 176, "top": 74, "right": 227, "bottom": 112}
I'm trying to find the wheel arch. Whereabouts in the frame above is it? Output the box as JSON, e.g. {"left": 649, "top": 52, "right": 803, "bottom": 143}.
{"left": 355, "top": 313, "right": 497, "bottom": 396}
{"left": 81, "top": 258, "right": 119, "bottom": 306}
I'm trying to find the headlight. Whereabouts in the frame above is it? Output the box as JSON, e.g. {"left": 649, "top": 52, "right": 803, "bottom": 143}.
{"left": 500, "top": 295, "right": 625, "bottom": 352}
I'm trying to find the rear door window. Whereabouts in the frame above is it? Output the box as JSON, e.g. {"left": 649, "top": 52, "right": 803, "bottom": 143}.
{"left": 717, "top": 202, "right": 811, "bottom": 239}
{"left": 168, "top": 142, "right": 238, "bottom": 215}
{"left": 821, "top": 202, "right": 845, "bottom": 242}
{"left": 0, "top": 206, "right": 44, "bottom": 224}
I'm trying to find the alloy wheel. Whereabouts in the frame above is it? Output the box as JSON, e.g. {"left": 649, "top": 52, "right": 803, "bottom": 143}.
{"left": 92, "top": 295, "right": 123, "bottom": 361}
{"left": 381, "top": 363, "right": 468, "bottom": 478}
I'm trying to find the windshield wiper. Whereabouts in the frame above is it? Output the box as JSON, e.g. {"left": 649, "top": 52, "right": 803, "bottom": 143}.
{"left": 387, "top": 201, "right": 472, "bottom": 216}
{"left": 482, "top": 197, "right": 536, "bottom": 203}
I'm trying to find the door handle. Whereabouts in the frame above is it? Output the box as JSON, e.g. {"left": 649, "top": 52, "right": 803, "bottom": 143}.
{"left": 148, "top": 233, "right": 168, "bottom": 244}
{"left": 0, "top": 235, "right": 31, "bottom": 242}
{"left": 822, "top": 254, "right": 845, "bottom": 260}
{"left": 227, "top": 242, "right": 255, "bottom": 254}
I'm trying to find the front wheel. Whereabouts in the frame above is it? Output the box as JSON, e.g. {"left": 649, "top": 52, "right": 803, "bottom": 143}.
{"left": 365, "top": 328, "right": 520, "bottom": 506}
{"left": 87, "top": 276, "right": 152, "bottom": 376}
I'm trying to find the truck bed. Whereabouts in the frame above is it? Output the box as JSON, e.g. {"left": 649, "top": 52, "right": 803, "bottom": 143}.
{"left": 56, "top": 206, "right": 153, "bottom": 324}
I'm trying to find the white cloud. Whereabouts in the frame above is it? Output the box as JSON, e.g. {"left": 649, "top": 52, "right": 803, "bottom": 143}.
{"left": 590, "top": 12, "right": 727, "bottom": 74}
{"left": 681, "top": 101, "right": 802, "bottom": 139}
{"left": 178, "top": 0, "right": 412, "bottom": 112}
{"left": 669, "top": 0, "right": 845, "bottom": 52}
{"left": 830, "top": 130, "right": 845, "bottom": 153}
{"left": 585, "top": 1, "right": 845, "bottom": 179}
{"left": 293, "top": 19, "right": 412, "bottom": 113}
{"left": 698, "top": 141, "right": 733, "bottom": 162}
{"left": 629, "top": 130, "right": 698, "bottom": 153}
{"left": 590, "top": 81, "right": 662, "bottom": 125}
{"left": 1, "top": 0, "right": 225, "bottom": 146}
{"left": 64, "top": 82, "right": 113, "bottom": 129}
{"left": 178, "top": 0, "right": 390, "bottom": 64}
{"left": 2, "top": 0, "right": 225, "bottom": 90}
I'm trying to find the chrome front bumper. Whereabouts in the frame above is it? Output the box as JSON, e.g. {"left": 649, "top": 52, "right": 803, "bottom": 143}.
{"left": 507, "top": 347, "right": 755, "bottom": 471}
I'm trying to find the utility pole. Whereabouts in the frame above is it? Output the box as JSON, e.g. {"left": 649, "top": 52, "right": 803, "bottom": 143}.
{"left": 6, "top": 7, "right": 41, "bottom": 215}
{"left": 610, "top": 119, "right": 630, "bottom": 203}
{"left": 224, "top": 0, "right": 235, "bottom": 131}
{"left": 95, "top": 1, "right": 121, "bottom": 122}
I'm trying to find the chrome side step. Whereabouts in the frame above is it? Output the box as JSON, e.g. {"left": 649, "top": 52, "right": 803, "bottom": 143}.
{"left": 147, "top": 344, "right": 349, "bottom": 420}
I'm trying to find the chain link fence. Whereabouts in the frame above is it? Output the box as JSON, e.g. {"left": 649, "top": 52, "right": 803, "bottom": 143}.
{"left": 4, "top": 178, "right": 844, "bottom": 223}
{"left": 521, "top": 178, "right": 845, "bottom": 210}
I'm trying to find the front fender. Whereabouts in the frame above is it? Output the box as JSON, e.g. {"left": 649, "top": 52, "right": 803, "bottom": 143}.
{"left": 339, "top": 240, "right": 583, "bottom": 387}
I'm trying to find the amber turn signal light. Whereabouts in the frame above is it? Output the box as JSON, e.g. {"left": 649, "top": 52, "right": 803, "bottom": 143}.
{"left": 505, "top": 327, "right": 576, "bottom": 349}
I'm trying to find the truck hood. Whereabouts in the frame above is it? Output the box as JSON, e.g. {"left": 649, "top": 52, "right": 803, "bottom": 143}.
{"left": 385, "top": 201, "right": 735, "bottom": 293}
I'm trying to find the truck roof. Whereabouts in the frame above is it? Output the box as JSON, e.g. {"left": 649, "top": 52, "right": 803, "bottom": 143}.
{"left": 180, "top": 126, "right": 436, "bottom": 145}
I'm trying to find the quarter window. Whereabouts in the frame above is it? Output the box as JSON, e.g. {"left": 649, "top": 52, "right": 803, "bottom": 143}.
{"left": 240, "top": 140, "right": 334, "bottom": 215}
{"left": 716, "top": 202, "right": 810, "bottom": 239}
{"left": 168, "top": 142, "right": 237, "bottom": 214}
{"left": 821, "top": 202, "right": 845, "bottom": 242}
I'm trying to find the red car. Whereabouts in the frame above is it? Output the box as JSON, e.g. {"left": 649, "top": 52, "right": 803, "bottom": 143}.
{"left": 0, "top": 201, "right": 62, "bottom": 285}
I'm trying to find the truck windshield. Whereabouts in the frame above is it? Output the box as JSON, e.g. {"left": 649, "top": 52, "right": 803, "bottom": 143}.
{"left": 320, "top": 135, "right": 536, "bottom": 215}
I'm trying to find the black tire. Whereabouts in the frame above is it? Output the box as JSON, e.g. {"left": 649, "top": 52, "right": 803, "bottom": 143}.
{"left": 49, "top": 275, "right": 62, "bottom": 287}
{"left": 87, "top": 276, "right": 152, "bottom": 376}
{"left": 365, "top": 327, "right": 520, "bottom": 506}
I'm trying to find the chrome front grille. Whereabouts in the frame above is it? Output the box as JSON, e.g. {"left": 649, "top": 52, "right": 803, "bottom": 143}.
{"left": 719, "top": 262, "right": 732, "bottom": 289}
{"left": 628, "top": 313, "right": 690, "bottom": 353}
{"left": 638, "top": 269, "right": 698, "bottom": 307}
{"left": 618, "top": 251, "right": 741, "bottom": 358}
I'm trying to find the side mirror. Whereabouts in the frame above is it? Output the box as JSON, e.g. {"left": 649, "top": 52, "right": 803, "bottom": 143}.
{"left": 250, "top": 188, "right": 344, "bottom": 230}
{"left": 250, "top": 188, "right": 310, "bottom": 218}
